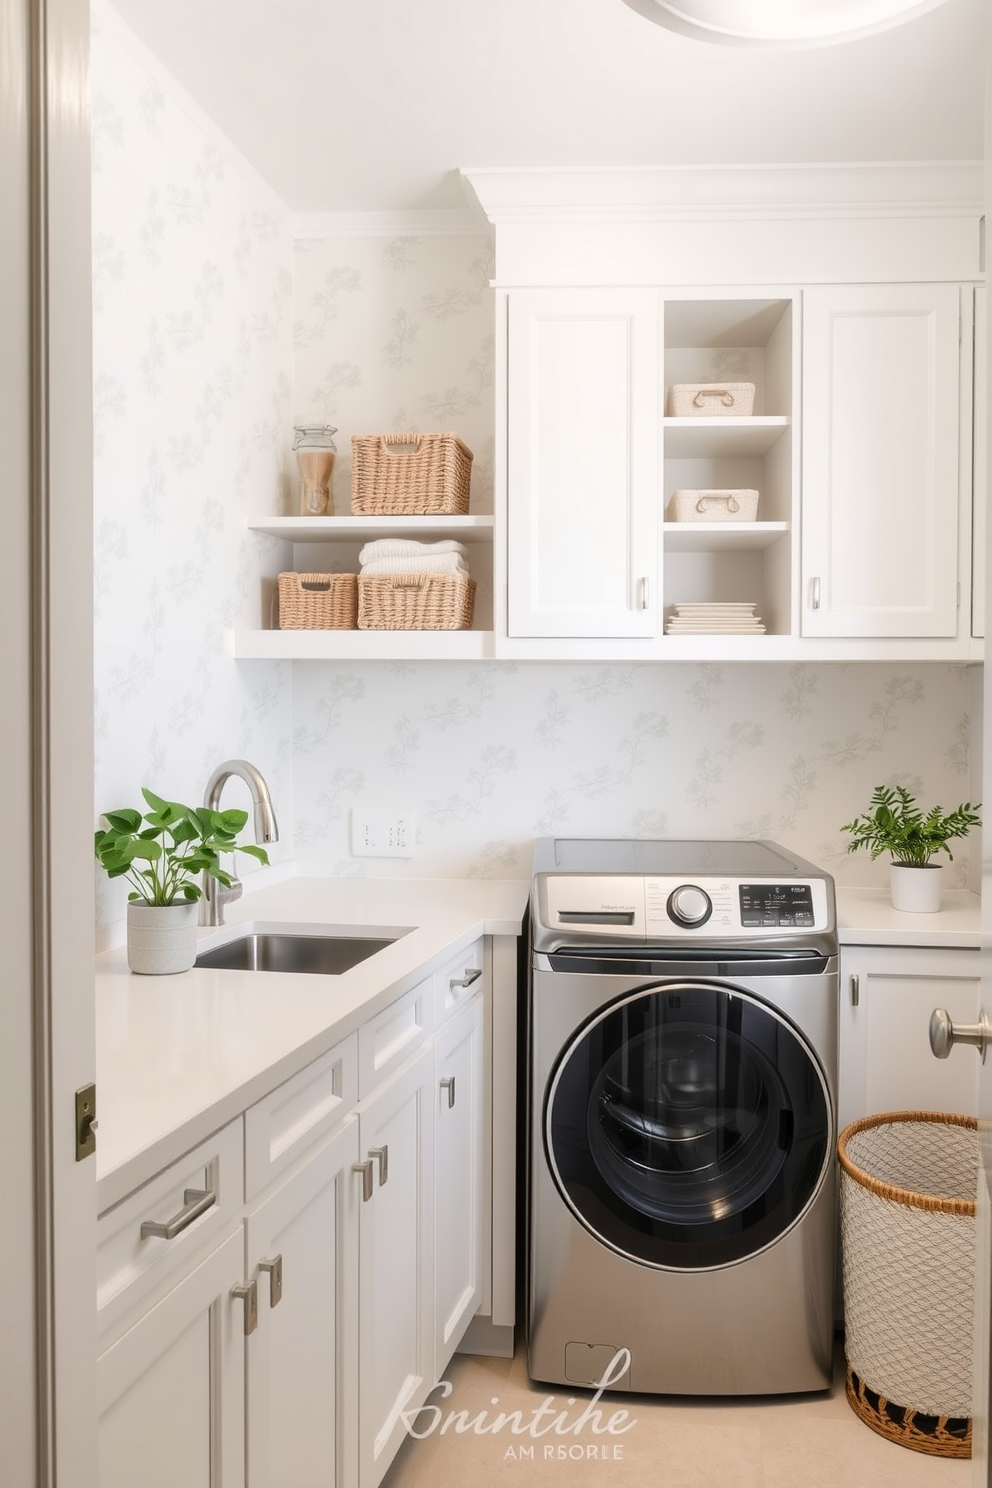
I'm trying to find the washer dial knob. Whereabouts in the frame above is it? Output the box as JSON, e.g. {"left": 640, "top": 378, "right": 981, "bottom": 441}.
{"left": 667, "top": 884, "right": 713, "bottom": 928}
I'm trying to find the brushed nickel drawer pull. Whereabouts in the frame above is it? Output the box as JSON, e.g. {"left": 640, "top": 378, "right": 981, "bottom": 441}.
{"left": 353, "top": 1158, "right": 374, "bottom": 1202}
{"left": 231, "top": 1280, "right": 258, "bottom": 1336}
{"left": 370, "top": 1144, "right": 389, "bottom": 1187}
{"left": 449, "top": 967, "right": 482, "bottom": 990}
{"left": 259, "top": 1255, "right": 283, "bottom": 1307}
{"left": 140, "top": 1187, "right": 216, "bottom": 1241}
{"left": 440, "top": 1075, "right": 456, "bottom": 1110}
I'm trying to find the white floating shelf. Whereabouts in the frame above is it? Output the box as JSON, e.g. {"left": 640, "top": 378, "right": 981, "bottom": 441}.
{"left": 663, "top": 521, "right": 790, "bottom": 553}
{"left": 248, "top": 515, "right": 495, "bottom": 544}
{"left": 663, "top": 417, "right": 790, "bottom": 457}
{"left": 234, "top": 629, "right": 494, "bottom": 661}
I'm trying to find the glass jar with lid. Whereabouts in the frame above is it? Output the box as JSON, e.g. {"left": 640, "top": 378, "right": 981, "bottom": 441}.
{"left": 293, "top": 424, "right": 338, "bottom": 516}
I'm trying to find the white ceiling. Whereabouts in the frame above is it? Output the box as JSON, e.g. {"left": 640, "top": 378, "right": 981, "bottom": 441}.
{"left": 110, "top": 0, "right": 988, "bottom": 214}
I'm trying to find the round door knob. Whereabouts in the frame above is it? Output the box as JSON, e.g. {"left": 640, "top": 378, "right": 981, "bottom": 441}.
{"left": 667, "top": 884, "right": 712, "bottom": 928}
{"left": 929, "top": 1007, "right": 991, "bottom": 1062}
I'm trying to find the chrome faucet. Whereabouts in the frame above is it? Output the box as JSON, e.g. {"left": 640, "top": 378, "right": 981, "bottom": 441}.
{"left": 200, "top": 759, "right": 280, "bottom": 926}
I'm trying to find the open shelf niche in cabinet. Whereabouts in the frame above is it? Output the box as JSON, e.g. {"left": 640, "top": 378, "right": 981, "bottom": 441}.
{"left": 662, "top": 296, "right": 798, "bottom": 638}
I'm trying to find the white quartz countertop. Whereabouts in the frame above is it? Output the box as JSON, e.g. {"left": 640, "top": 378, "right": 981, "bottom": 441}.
{"left": 836, "top": 887, "right": 981, "bottom": 947}
{"left": 95, "top": 874, "right": 529, "bottom": 1210}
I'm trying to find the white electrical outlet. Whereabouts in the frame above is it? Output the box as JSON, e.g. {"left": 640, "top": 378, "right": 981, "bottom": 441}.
{"left": 351, "top": 808, "right": 417, "bottom": 858}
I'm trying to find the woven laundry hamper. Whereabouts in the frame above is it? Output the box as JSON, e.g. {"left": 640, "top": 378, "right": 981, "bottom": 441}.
{"left": 837, "top": 1112, "right": 977, "bottom": 1458}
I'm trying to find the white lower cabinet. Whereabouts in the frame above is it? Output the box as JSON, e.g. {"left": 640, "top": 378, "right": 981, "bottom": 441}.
{"left": 97, "top": 1228, "right": 246, "bottom": 1488}
{"left": 433, "top": 994, "right": 484, "bottom": 1376}
{"left": 356, "top": 1043, "right": 436, "bottom": 1488}
{"left": 97, "top": 947, "right": 493, "bottom": 1488}
{"left": 837, "top": 942, "right": 980, "bottom": 1133}
{"left": 244, "top": 1118, "right": 361, "bottom": 1488}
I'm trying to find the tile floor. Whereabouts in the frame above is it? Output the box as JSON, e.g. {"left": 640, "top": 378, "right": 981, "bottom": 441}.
{"left": 381, "top": 1337, "right": 971, "bottom": 1488}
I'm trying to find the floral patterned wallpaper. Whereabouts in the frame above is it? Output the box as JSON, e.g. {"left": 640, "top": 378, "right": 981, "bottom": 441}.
{"left": 92, "top": 4, "right": 979, "bottom": 935}
{"left": 289, "top": 659, "right": 977, "bottom": 888}
{"left": 91, "top": 2, "right": 293, "bottom": 931}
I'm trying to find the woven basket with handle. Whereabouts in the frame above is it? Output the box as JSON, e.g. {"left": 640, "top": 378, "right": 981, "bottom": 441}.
{"left": 357, "top": 573, "right": 475, "bottom": 630}
{"left": 277, "top": 572, "right": 358, "bottom": 629}
{"left": 837, "top": 1111, "right": 977, "bottom": 1458}
{"left": 350, "top": 432, "right": 473, "bottom": 516}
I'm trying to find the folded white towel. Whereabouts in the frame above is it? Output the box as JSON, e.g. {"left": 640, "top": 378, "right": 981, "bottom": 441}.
{"left": 358, "top": 538, "right": 468, "bottom": 564}
{"left": 360, "top": 554, "right": 469, "bottom": 577}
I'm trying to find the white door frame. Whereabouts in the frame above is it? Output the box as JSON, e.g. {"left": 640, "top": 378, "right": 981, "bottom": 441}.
{"left": 976, "top": 35, "right": 992, "bottom": 1488}
{"left": 1, "top": 0, "right": 98, "bottom": 1482}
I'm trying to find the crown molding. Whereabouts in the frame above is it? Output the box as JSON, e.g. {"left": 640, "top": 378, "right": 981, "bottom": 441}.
{"left": 293, "top": 208, "right": 490, "bottom": 241}
{"left": 460, "top": 162, "right": 985, "bottom": 224}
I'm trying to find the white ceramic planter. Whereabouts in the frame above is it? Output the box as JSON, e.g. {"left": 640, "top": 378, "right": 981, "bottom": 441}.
{"left": 126, "top": 899, "right": 199, "bottom": 975}
{"left": 889, "top": 862, "right": 943, "bottom": 914}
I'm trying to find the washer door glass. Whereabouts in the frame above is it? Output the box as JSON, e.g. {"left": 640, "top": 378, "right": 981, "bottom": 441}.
{"left": 545, "top": 981, "right": 831, "bottom": 1270}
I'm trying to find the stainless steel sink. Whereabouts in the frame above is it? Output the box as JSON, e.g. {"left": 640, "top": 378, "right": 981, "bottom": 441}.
{"left": 195, "top": 931, "right": 398, "bottom": 975}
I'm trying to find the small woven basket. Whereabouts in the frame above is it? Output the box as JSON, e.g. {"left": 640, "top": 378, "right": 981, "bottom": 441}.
{"left": 667, "top": 489, "right": 759, "bottom": 523}
{"left": 837, "top": 1111, "right": 977, "bottom": 1458}
{"left": 666, "top": 382, "right": 755, "bottom": 417}
{"left": 277, "top": 572, "right": 358, "bottom": 630}
{"left": 350, "top": 432, "right": 473, "bottom": 516}
{"left": 357, "top": 573, "right": 475, "bottom": 631}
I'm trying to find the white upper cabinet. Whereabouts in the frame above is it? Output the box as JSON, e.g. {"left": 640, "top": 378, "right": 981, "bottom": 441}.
{"left": 506, "top": 288, "right": 660, "bottom": 638}
{"left": 801, "top": 284, "right": 964, "bottom": 639}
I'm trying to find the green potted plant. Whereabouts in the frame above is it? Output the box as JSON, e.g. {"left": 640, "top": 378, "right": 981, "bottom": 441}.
{"left": 95, "top": 787, "right": 270, "bottom": 974}
{"left": 840, "top": 785, "right": 981, "bottom": 913}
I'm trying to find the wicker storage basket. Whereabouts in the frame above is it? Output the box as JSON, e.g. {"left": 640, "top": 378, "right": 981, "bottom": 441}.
{"left": 277, "top": 572, "right": 358, "bottom": 629}
{"left": 666, "top": 382, "right": 755, "bottom": 417}
{"left": 358, "top": 573, "right": 475, "bottom": 631}
{"left": 667, "top": 489, "right": 759, "bottom": 523}
{"left": 350, "top": 432, "right": 473, "bottom": 516}
{"left": 837, "top": 1112, "right": 977, "bottom": 1458}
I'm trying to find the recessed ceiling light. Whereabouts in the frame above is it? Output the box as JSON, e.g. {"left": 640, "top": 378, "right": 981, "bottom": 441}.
{"left": 619, "top": 0, "right": 952, "bottom": 47}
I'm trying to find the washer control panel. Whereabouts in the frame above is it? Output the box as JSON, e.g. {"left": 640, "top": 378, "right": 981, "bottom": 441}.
{"left": 540, "top": 872, "right": 832, "bottom": 939}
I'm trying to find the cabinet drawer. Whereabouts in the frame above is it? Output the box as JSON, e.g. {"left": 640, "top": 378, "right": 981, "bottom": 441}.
{"left": 244, "top": 1031, "right": 359, "bottom": 1201}
{"left": 358, "top": 976, "right": 433, "bottom": 1094}
{"left": 435, "top": 937, "right": 486, "bottom": 1023}
{"left": 96, "top": 1118, "right": 243, "bottom": 1343}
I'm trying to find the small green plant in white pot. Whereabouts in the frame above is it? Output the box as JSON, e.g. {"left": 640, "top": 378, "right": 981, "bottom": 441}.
{"left": 95, "top": 787, "right": 270, "bottom": 974}
{"left": 840, "top": 785, "right": 981, "bottom": 913}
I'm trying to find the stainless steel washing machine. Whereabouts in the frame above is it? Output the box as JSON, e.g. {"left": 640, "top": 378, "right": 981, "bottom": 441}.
{"left": 528, "top": 837, "right": 838, "bottom": 1396}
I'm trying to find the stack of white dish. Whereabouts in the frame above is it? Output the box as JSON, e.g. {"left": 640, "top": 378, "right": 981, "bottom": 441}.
{"left": 665, "top": 602, "right": 766, "bottom": 635}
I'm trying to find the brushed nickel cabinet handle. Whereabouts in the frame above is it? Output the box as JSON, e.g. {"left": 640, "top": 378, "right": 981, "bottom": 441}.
{"left": 449, "top": 967, "right": 482, "bottom": 990}
{"left": 440, "top": 1076, "right": 456, "bottom": 1110}
{"left": 369, "top": 1144, "right": 389, "bottom": 1187}
{"left": 140, "top": 1187, "right": 216, "bottom": 1241}
{"left": 231, "top": 1280, "right": 258, "bottom": 1336}
{"left": 353, "top": 1158, "right": 374, "bottom": 1202}
{"left": 259, "top": 1255, "right": 283, "bottom": 1307}
{"left": 850, "top": 974, "right": 860, "bottom": 1008}
{"left": 811, "top": 576, "right": 821, "bottom": 610}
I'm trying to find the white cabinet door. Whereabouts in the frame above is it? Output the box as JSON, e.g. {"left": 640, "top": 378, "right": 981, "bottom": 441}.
{"left": 433, "top": 995, "right": 484, "bottom": 1376}
{"left": 838, "top": 944, "right": 980, "bottom": 1134}
{"left": 357, "top": 1046, "right": 435, "bottom": 1488}
{"left": 97, "top": 1230, "right": 245, "bottom": 1488}
{"left": 802, "top": 284, "right": 962, "bottom": 638}
{"left": 245, "top": 1118, "right": 361, "bottom": 1488}
{"left": 506, "top": 288, "right": 660, "bottom": 638}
